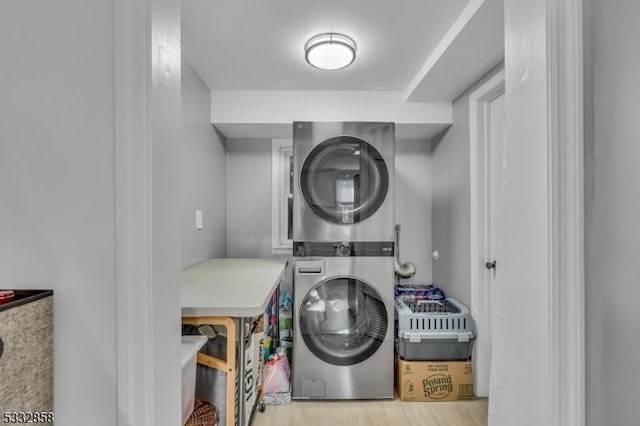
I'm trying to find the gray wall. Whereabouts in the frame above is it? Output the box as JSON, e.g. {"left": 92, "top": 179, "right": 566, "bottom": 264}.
{"left": 395, "top": 139, "right": 433, "bottom": 284}
{"left": 430, "top": 115, "right": 470, "bottom": 304}
{"left": 181, "top": 59, "right": 228, "bottom": 267}
{"left": 226, "top": 139, "right": 294, "bottom": 288}
{"left": 227, "top": 139, "right": 274, "bottom": 258}
{"left": 584, "top": 1, "right": 640, "bottom": 425}
{"left": 0, "top": 1, "right": 117, "bottom": 423}
{"left": 430, "top": 66, "right": 503, "bottom": 307}
{"left": 226, "top": 138, "right": 434, "bottom": 288}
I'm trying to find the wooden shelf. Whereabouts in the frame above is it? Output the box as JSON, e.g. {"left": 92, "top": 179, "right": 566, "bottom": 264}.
{"left": 182, "top": 316, "right": 237, "bottom": 426}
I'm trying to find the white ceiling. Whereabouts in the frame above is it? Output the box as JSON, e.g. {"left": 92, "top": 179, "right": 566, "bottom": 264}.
{"left": 182, "top": 0, "right": 473, "bottom": 92}
{"left": 405, "top": 0, "right": 504, "bottom": 101}
{"left": 181, "top": 0, "right": 504, "bottom": 139}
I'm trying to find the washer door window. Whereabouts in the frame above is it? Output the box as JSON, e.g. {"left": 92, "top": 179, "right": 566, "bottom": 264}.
{"left": 300, "top": 136, "right": 389, "bottom": 225}
{"left": 299, "top": 277, "right": 388, "bottom": 366}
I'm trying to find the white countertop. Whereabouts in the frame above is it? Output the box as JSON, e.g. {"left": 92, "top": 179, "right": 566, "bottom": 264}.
{"left": 181, "top": 258, "right": 288, "bottom": 317}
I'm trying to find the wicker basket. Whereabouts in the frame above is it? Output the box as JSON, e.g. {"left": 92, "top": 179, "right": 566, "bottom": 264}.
{"left": 185, "top": 398, "right": 220, "bottom": 426}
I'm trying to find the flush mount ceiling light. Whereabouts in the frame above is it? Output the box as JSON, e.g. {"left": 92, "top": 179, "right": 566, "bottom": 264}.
{"left": 304, "top": 33, "right": 357, "bottom": 71}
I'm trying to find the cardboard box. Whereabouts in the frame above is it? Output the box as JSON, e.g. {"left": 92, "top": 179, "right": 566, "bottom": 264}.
{"left": 396, "top": 357, "right": 473, "bottom": 402}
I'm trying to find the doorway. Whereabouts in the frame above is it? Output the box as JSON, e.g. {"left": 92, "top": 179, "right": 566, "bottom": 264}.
{"left": 112, "top": 1, "right": 585, "bottom": 424}
{"left": 469, "top": 69, "right": 505, "bottom": 399}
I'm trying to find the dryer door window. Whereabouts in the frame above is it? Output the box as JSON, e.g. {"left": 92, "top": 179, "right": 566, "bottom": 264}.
{"left": 298, "top": 277, "right": 388, "bottom": 366}
{"left": 300, "top": 136, "right": 389, "bottom": 225}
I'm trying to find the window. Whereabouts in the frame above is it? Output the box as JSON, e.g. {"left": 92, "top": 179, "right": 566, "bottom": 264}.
{"left": 271, "top": 139, "right": 293, "bottom": 254}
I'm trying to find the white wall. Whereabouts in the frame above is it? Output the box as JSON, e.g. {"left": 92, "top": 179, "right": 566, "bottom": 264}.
{"left": 430, "top": 65, "right": 502, "bottom": 306}
{"left": 211, "top": 91, "right": 451, "bottom": 140}
{"left": 584, "top": 1, "right": 640, "bottom": 425}
{"left": 0, "top": 1, "right": 117, "bottom": 424}
{"left": 1, "top": 2, "right": 183, "bottom": 423}
{"left": 181, "top": 59, "right": 228, "bottom": 267}
{"left": 395, "top": 139, "right": 433, "bottom": 284}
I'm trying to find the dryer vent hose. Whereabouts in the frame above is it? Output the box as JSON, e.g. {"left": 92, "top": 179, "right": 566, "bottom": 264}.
{"left": 394, "top": 224, "right": 416, "bottom": 279}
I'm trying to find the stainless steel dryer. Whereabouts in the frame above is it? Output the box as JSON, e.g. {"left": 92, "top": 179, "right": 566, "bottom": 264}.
{"left": 293, "top": 122, "right": 395, "bottom": 242}
{"left": 292, "top": 242, "right": 394, "bottom": 400}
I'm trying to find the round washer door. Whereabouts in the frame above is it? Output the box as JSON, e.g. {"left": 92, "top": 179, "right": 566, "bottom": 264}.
{"left": 300, "top": 136, "right": 389, "bottom": 225}
{"left": 298, "top": 277, "right": 388, "bottom": 366}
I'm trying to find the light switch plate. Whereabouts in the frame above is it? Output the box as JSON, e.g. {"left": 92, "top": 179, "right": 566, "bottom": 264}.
{"left": 195, "top": 210, "right": 204, "bottom": 230}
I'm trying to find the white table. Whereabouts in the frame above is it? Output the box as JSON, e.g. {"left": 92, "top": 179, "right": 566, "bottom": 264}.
{"left": 181, "top": 258, "right": 287, "bottom": 426}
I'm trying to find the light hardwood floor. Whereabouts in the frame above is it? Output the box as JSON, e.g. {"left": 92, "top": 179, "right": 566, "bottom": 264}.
{"left": 252, "top": 398, "right": 488, "bottom": 426}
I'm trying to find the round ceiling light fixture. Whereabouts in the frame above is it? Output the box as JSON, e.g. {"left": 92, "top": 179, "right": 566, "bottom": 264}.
{"left": 304, "top": 33, "right": 357, "bottom": 71}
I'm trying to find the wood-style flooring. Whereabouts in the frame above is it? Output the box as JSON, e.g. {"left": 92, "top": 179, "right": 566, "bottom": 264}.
{"left": 252, "top": 397, "right": 488, "bottom": 426}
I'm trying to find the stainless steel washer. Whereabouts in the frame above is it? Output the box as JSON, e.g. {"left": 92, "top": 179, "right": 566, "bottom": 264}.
{"left": 292, "top": 242, "right": 394, "bottom": 400}
{"left": 293, "top": 122, "right": 395, "bottom": 242}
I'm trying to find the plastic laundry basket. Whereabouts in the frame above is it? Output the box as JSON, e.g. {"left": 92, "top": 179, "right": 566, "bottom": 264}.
{"left": 182, "top": 335, "right": 208, "bottom": 425}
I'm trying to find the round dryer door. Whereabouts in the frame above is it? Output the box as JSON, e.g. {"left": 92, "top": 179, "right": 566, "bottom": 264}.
{"left": 298, "top": 277, "right": 388, "bottom": 366}
{"left": 300, "top": 136, "right": 389, "bottom": 225}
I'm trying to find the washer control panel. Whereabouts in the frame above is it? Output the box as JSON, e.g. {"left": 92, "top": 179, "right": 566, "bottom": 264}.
{"left": 293, "top": 241, "right": 394, "bottom": 257}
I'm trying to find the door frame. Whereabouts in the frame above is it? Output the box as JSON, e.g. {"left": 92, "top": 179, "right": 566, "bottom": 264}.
{"left": 114, "top": 0, "right": 182, "bottom": 424}
{"left": 113, "top": 0, "right": 585, "bottom": 425}
{"left": 469, "top": 1, "right": 585, "bottom": 424}
{"left": 469, "top": 69, "right": 505, "bottom": 398}
{"left": 545, "top": 1, "right": 585, "bottom": 424}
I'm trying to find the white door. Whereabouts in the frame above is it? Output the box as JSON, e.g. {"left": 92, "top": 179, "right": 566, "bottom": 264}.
{"left": 487, "top": 93, "right": 508, "bottom": 422}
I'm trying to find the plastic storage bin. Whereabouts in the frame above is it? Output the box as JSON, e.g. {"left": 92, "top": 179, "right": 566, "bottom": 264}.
{"left": 395, "top": 297, "right": 476, "bottom": 360}
{"left": 182, "top": 335, "right": 208, "bottom": 425}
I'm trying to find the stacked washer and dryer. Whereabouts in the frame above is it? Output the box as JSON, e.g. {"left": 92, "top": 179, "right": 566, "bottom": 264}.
{"left": 292, "top": 122, "right": 395, "bottom": 400}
